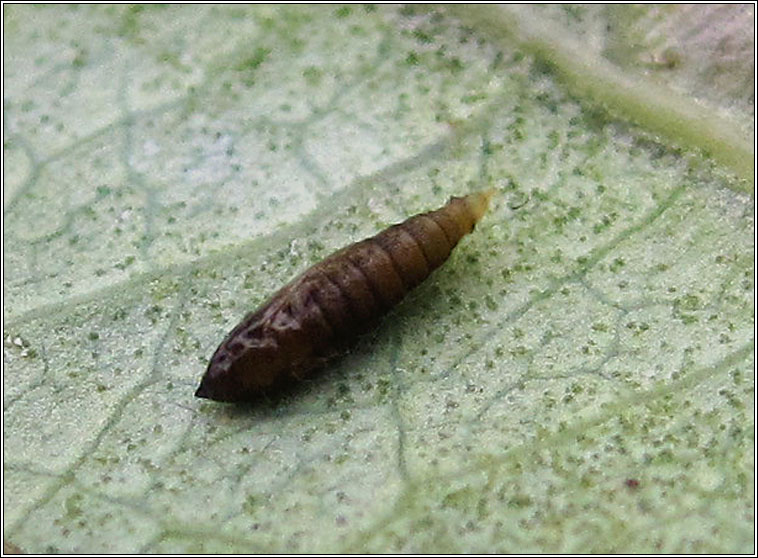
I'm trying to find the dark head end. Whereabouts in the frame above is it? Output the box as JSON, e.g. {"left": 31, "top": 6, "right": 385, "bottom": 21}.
{"left": 194, "top": 377, "right": 213, "bottom": 400}
{"left": 195, "top": 350, "right": 259, "bottom": 403}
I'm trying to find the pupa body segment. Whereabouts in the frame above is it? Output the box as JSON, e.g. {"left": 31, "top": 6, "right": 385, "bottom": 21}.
{"left": 196, "top": 190, "right": 493, "bottom": 402}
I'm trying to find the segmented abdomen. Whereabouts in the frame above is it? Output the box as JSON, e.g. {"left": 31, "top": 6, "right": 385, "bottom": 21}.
{"left": 196, "top": 190, "right": 493, "bottom": 402}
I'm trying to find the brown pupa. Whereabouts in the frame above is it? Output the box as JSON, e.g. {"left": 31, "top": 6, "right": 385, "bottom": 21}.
{"left": 195, "top": 190, "right": 494, "bottom": 402}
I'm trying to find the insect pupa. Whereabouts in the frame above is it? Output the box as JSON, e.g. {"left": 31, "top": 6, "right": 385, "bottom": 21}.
{"left": 195, "top": 189, "right": 494, "bottom": 402}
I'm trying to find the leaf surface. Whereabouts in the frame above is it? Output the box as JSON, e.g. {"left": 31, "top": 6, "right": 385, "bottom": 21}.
{"left": 3, "top": 5, "right": 753, "bottom": 553}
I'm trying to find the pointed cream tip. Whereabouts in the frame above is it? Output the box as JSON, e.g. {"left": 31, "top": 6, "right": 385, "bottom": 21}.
{"left": 466, "top": 188, "right": 496, "bottom": 222}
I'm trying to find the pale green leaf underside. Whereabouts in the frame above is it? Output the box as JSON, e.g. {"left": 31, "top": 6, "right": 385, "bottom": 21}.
{"left": 3, "top": 5, "right": 754, "bottom": 553}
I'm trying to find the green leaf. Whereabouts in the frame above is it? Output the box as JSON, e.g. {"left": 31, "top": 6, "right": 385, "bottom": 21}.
{"left": 3, "top": 5, "right": 753, "bottom": 553}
